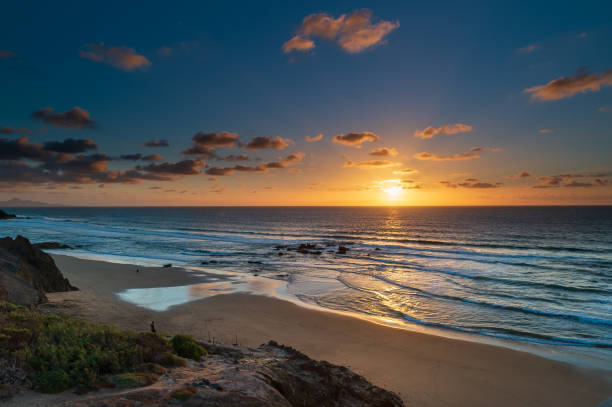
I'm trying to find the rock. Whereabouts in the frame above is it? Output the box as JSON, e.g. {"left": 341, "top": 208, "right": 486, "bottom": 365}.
{"left": 0, "top": 235, "right": 77, "bottom": 306}
{"left": 248, "top": 260, "right": 263, "bottom": 264}
{"left": 261, "top": 341, "right": 404, "bottom": 407}
{"left": 163, "top": 264, "right": 172, "bottom": 268}
{"left": 337, "top": 246, "right": 349, "bottom": 254}
{"left": 0, "top": 210, "right": 17, "bottom": 220}
{"left": 33, "top": 242, "right": 72, "bottom": 250}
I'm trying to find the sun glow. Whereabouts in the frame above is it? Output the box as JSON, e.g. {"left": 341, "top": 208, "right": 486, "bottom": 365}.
{"left": 382, "top": 185, "right": 402, "bottom": 197}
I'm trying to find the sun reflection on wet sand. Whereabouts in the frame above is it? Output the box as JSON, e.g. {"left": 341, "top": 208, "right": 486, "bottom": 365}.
{"left": 116, "top": 275, "right": 285, "bottom": 311}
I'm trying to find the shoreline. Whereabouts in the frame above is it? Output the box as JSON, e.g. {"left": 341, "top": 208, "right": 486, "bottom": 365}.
{"left": 49, "top": 250, "right": 612, "bottom": 370}
{"left": 44, "top": 254, "right": 612, "bottom": 406}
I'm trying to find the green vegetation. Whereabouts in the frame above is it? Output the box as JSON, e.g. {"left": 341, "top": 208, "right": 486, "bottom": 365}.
{"left": 171, "top": 334, "right": 207, "bottom": 361}
{"left": 0, "top": 301, "right": 203, "bottom": 393}
{"left": 170, "top": 385, "right": 197, "bottom": 401}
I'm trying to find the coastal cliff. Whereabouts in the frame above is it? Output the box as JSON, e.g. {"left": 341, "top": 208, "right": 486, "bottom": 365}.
{"left": 0, "top": 235, "right": 76, "bottom": 306}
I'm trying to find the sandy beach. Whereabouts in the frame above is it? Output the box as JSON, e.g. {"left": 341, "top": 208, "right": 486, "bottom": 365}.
{"left": 43, "top": 254, "right": 612, "bottom": 407}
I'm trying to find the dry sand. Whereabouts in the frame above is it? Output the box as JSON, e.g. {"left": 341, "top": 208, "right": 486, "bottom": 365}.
{"left": 43, "top": 254, "right": 612, "bottom": 407}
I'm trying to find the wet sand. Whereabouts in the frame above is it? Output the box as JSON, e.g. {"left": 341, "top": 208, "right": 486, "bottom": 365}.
{"left": 45, "top": 254, "right": 612, "bottom": 407}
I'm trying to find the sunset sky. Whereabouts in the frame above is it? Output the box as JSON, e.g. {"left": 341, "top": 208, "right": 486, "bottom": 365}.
{"left": 1, "top": 1, "right": 611, "bottom": 205}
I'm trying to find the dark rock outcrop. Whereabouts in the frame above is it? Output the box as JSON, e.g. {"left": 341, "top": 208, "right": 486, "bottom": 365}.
{"left": 0, "top": 235, "right": 76, "bottom": 306}
{"left": 0, "top": 210, "right": 17, "bottom": 220}
{"left": 33, "top": 242, "right": 72, "bottom": 250}
{"left": 260, "top": 341, "right": 403, "bottom": 407}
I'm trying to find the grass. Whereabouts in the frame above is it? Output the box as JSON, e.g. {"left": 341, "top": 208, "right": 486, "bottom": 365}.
{"left": 0, "top": 301, "right": 204, "bottom": 393}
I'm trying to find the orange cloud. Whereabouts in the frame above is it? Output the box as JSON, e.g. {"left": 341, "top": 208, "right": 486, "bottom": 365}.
{"left": 415, "top": 147, "right": 499, "bottom": 161}
{"left": 393, "top": 168, "right": 418, "bottom": 175}
{"left": 343, "top": 160, "right": 400, "bottom": 169}
{"left": 506, "top": 171, "right": 532, "bottom": 179}
{"left": 283, "top": 36, "right": 315, "bottom": 53}
{"left": 80, "top": 43, "right": 151, "bottom": 71}
{"left": 333, "top": 132, "right": 379, "bottom": 147}
{"left": 370, "top": 147, "right": 398, "bottom": 157}
{"left": 413, "top": 123, "right": 472, "bottom": 139}
{"left": 305, "top": 133, "right": 324, "bottom": 142}
{"left": 524, "top": 69, "right": 612, "bottom": 101}
{"left": 441, "top": 178, "right": 502, "bottom": 188}
{"left": 533, "top": 172, "right": 612, "bottom": 188}
{"left": 285, "top": 9, "right": 399, "bottom": 54}
{"left": 538, "top": 129, "right": 553, "bottom": 134}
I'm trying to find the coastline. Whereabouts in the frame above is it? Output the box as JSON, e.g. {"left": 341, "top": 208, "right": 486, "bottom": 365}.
{"left": 44, "top": 254, "right": 612, "bottom": 406}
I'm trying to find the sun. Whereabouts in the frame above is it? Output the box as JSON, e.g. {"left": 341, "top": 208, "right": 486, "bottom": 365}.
{"left": 382, "top": 185, "right": 403, "bottom": 200}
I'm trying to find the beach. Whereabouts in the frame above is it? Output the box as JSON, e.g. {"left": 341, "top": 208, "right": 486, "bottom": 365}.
{"left": 43, "top": 254, "right": 611, "bottom": 407}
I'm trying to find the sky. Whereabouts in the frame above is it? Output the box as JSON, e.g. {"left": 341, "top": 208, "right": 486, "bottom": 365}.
{"left": 1, "top": 0, "right": 611, "bottom": 206}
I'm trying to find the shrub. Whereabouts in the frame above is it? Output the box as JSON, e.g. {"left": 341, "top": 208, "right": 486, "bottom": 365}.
{"left": 155, "top": 352, "right": 187, "bottom": 368}
{"left": 111, "top": 372, "right": 157, "bottom": 388}
{"left": 170, "top": 385, "right": 197, "bottom": 401}
{"left": 0, "top": 301, "right": 179, "bottom": 392}
{"left": 35, "top": 369, "right": 70, "bottom": 393}
{"left": 171, "top": 335, "right": 207, "bottom": 361}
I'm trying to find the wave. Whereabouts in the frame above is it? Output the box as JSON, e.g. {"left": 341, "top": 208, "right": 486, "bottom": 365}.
{"left": 372, "top": 275, "right": 612, "bottom": 327}
{"left": 401, "top": 315, "right": 612, "bottom": 348}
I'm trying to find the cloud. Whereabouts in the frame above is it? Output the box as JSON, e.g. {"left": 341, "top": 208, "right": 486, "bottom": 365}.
{"left": 285, "top": 9, "right": 399, "bottom": 54}
{"left": 156, "top": 46, "right": 173, "bottom": 57}
{"left": 117, "top": 153, "right": 164, "bottom": 161}
{"left": 517, "top": 44, "right": 538, "bottom": 54}
{"left": 538, "top": 129, "right": 553, "bottom": 134}
{"left": 144, "top": 139, "right": 169, "bottom": 147}
{"left": 333, "top": 131, "right": 379, "bottom": 147}
{"left": 598, "top": 105, "right": 612, "bottom": 112}
{"left": 393, "top": 168, "right": 418, "bottom": 175}
{"left": 284, "top": 152, "right": 305, "bottom": 162}
{"left": 533, "top": 172, "right": 612, "bottom": 188}
{"left": 183, "top": 131, "right": 239, "bottom": 157}
{"left": 0, "top": 126, "right": 30, "bottom": 135}
{"left": 414, "top": 146, "right": 500, "bottom": 161}
{"left": 283, "top": 36, "right": 315, "bottom": 53}
{"left": 343, "top": 160, "right": 400, "bottom": 169}
{"left": 441, "top": 178, "right": 502, "bottom": 188}
{"left": 413, "top": 123, "right": 472, "bottom": 139}
{"left": 578, "top": 32, "right": 588, "bottom": 39}
{"left": 80, "top": 43, "right": 151, "bottom": 71}
{"left": 370, "top": 147, "right": 398, "bottom": 157}
{"left": 0, "top": 136, "right": 52, "bottom": 161}
{"left": 506, "top": 171, "right": 532, "bottom": 179}
{"left": 137, "top": 160, "right": 204, "bottom": 175}
{"left": 0, "top": 50, "right": 16, "bottom": 59}
{"left": 524, "top": 69, "right": 612, "bottom": 101}
{"left": 43, "top": 138, "right": 97, "bottom": 154}
{"left": 305, "top": 133, "right": 323, "bottom": 142}
{"left": 31, "top": 107, "right": 96, "bottom": 129}
{"left": 288, "top": 168, "right": 302, "bottom": 173}
{"left": 246, "top": 136, "right": 290, "bottom": 150}
{"left": 204, "top": 153, "right": 303, "bottom": 176}
{"left": 223, "top": 154, "right": 249, "bottom": 162}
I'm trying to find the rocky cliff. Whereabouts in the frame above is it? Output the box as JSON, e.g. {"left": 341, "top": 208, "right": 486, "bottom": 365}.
{"left": 0, "top": 235, "right": 76, "bottom": 306}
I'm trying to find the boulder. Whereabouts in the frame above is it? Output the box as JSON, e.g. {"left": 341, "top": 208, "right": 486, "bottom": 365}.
{"left": 0, "top": 235, "right": 76, "bottom": 306}
{"left": 0, "top": 210, "right": 17, "bottom": 220}
{"left": 33, "top": 242, "right": 72, "bottom": 250}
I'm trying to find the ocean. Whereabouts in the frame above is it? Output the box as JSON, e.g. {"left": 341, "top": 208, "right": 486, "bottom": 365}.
{"left": 2, "top": 206, "right": 611, "bottom": 367}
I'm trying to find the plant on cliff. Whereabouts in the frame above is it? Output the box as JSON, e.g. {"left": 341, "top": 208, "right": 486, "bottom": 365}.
{"left": 0, "top": 301, "right": 186, "bottom": 393}
{"left": 171, "top": 334, "right": 207, "bottom": 361}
